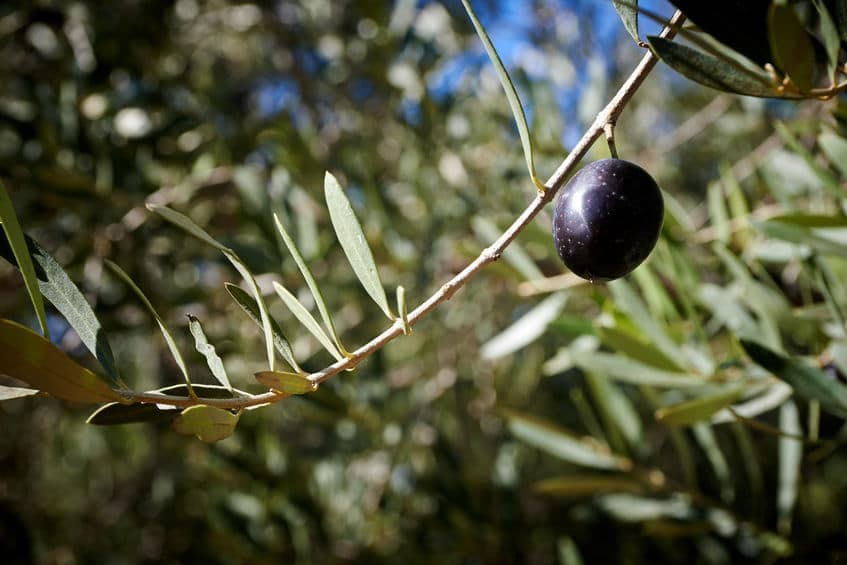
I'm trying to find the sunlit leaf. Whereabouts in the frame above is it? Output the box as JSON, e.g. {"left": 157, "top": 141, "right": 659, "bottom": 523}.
{"left": 656, "top": 385, "right": 747, "bottom": 426}
{"left": 225, "top": 283, "right": 301, "bottom": 373}
{"left": 172, "top": 404, "right": 240, "bottom": 443}
{"left": 818, "top": 130, "right": 847, "bottom": 178}
{"left": 774, "top": 122, "right": 844, "bottom": 198}
{"left": 812, "top": 0, "right": 841, "bottom": 81}
{"left": 648, "top": 36, "right": 778, "bottom": 98}
{"left": 612, "top": 0, "right": 640, "bottom": 44}
{"left": 504, "top": 410, "right": 632, "bottom": 471}
{"left": 534, "top": 474, "right": 643, "bottom": 496}
{"left": 272, "top": 281, "right": 345, "bottom": 361}
{"left": 187, "top": 315, "right": 231, "bottom": 391}
{"left": 768, "top": 213, "right": 847, "bottom": 228}
{"left": 777, "top": 401, "right": 801, "bottom": 535}
{"left": 0, "top": 319, "right": 122, "bottom": 404}
{"left": 274, "top": 212, "right": 348, "bottom": 354}
{"left": 0, "top": 231, "right": 121, "bottom": 385}
{"left": 598, "top": 493, "right": 694, "bottom": 522}
{"left": 324, "top": 172, "right": 394, "bottom": 319}
{"left": 571, "top": 350, "right": 706, "bottom": 387}
{"left": 768, "top": 3, "right": 817, "bottom": 92}
{"left": 106, "top": 260, "right": 195, "bottom": 396}
{"left": 480, "top": 292, "right": 567, "bottom": 360}
{"left": 460, "top": 0, "right": 542, "bottom": 189}
{"left": 755, "top": 220, "right": 847, "bottom": 258}
{"left": 0, "top": 181, "right": 50, "bottom": 339}
{"left": 255, "top": 370, "right": 317, "bottom": 395}
{"left": 149, "top": 205, "right": 276, "bottom": 371}
{"left": 712, "top": 381, "right": 793, "bottom": 424}
{"left": 741, "top": 340, "right": 847, "bottom": 418}
{"left": 0, "top": 385, "right": 40, "bottom": 400}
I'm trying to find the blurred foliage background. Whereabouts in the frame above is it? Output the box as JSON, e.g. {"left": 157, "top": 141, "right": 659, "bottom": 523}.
{"left": 1, "top": 0, "right": 847, "bottom": 563}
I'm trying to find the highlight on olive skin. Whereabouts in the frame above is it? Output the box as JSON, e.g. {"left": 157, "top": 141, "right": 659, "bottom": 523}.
{"left": 552, "top": 158, "right": 664, "bottom": 282}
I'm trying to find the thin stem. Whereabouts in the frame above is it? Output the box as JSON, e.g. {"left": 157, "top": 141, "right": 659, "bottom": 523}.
{"left": 119, "top": 10, "right": 687, "bottom": 411}
{"left": 604, "top": 122, "right": 619, "bottom": 158}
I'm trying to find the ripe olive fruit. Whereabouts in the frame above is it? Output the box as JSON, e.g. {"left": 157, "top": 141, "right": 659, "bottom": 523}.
{"left": 552, "top": 158, "right": 663, "bottom": 282}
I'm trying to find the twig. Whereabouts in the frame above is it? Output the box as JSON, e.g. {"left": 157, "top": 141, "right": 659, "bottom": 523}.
{"left": 119, "top": 10, "right": 687, "bottom": 410}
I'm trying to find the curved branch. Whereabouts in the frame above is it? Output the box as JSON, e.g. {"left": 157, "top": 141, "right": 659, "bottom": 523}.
{"left": 120, "top": 10, "right": 686, "bottom": 411}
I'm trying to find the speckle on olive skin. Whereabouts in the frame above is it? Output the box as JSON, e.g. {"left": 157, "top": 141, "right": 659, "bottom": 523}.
{"left": 552, "top": 158, "right": 664, "bottom": 282}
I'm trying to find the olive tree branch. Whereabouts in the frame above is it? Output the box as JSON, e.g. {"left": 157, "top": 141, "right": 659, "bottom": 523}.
{"left": 120, "top": 10, "right": 686, "bottom": 411}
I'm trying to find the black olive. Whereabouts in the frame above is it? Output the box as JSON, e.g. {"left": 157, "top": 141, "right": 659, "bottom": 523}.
{"left": 552, "top": 158, "right": 664, "bottom": 282}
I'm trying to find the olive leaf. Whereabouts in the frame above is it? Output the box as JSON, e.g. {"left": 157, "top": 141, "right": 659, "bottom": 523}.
{"left": 172, "top": 404, "right": 240, "bottom": 443}
{"left": 459, "top": 0, "right": 543, "bottom": 190}
{"left": 0, "top": 319, "right": 123, "bottom": 404}
{"left": 612, "top": 0, "right": 640, "bottom": 45}
{"left": 768, "top": 3, "right": 817, "bottom": 92}
{"left": 0, "top": 385, "right": 41, "bottom": 401}
{"left": 106, "top": 260, "right": 196, "bottom": 397}
{"left": 274, "top": 212, "right": 348, "bottom": 355}
{"left": 0, "top": 231, "right": 121, "bottom": 386}
{"left": 655, "top": 385, "right": 748, "bottom": 426}
{"left": 503, "top": 409, "right": 632, "bottom": 471}
{"left": 187, "top": 315, "right": 231, "bottom": 392}
{"left": 255, "top": 370, "right": 317, "bottom": 395}
{"left": 148, "top": 205, "right": 277, "bottom": 372}
{"left": 324, "top": 172, "right": 394, "bottom": 320}
{"left": 648, "top": 36, "right": 779, "bottom": 98}
{"left": 224, "top": 282, "right": 301, "bottom": 373}
{"left": 272, "top": 281, "right": 345, "bottom": 361}
{"left": 0, "top": 181, "right": 50, "bottom": 339}
{"left": 741, "top": 339, "right": 847, "bottom": 419}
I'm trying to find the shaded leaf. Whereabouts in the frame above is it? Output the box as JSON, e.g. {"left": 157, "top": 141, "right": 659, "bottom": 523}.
{"left": 460, "top": 0, "right": 542, "bottom": 188}
{"left": 272, "top": 281, "right": 345, "bottom": 361}
{"left": 0, "top": 319, "right": 122, "bottom": 404}
{"left": 187, "top": 315, "right": 231, "bottom": 391}
{"left": 172, "top": 404, "right": 240, "bottom": 443}
{"left": 812, "top": 0, "right": 841, "bottom": 80}
{"left": 707, "top": 181, "right": 731, "bottom": 244}
{"left": 255, "top": 370, "right": 317, "bottom": 395}
{"left": 0, "top": 232, "right": 120, "bottom": 385}
{"left": 106, "top": 260, "right": 195, "bottom": 396}
{"left": 0, "top": 181, "right": 50, "bottom": 339}
{"left": 656, "top": 385, "right": 747, "bottom": 426}
{"left": 324, "top": 173, "right": 394, "bottom": 319}
{"left": 741, "top": 339, "right": 847, "bottom": 418}
{"left": 534, "top": 475, "right": 643, "bottom": 496}
{"left": 480, "top": 292, "right": 567, "bottom": 360}
{"left": 584, "top": 372, "right": 645, "bottom": 455}
{"left": 87, "top": 402, "right": 181, "bottom": 425}
{"left": 612, "top": 0, "right": 640, "bottom": 44}
{"left": 648, "top": 36, "right": 777, "bottom": 98}
{"left": 0, "top": 385, "right": 40, "bottom": 401}
{"left": 274, "top": 212, "right": 348, "bottom": 354}
{"left": 768, "top": 3, "right": 817, "bottom": 92}
{"left": 504, "top": 409, "right": 632, "bottom": 470}
{"left": 149, "top": 205, "right": 277, "bottom": 371}
{"left": 225, "top": 283, "right": 301, "bottom": 373}
{"left": 768, "top": 213, "right": 847, "bottom": 228}
{"left": 667, "top": 0, "right": 773, "bottom": 66}
{"left": 692, "top": 423, "right": 734, "bottom": 502}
